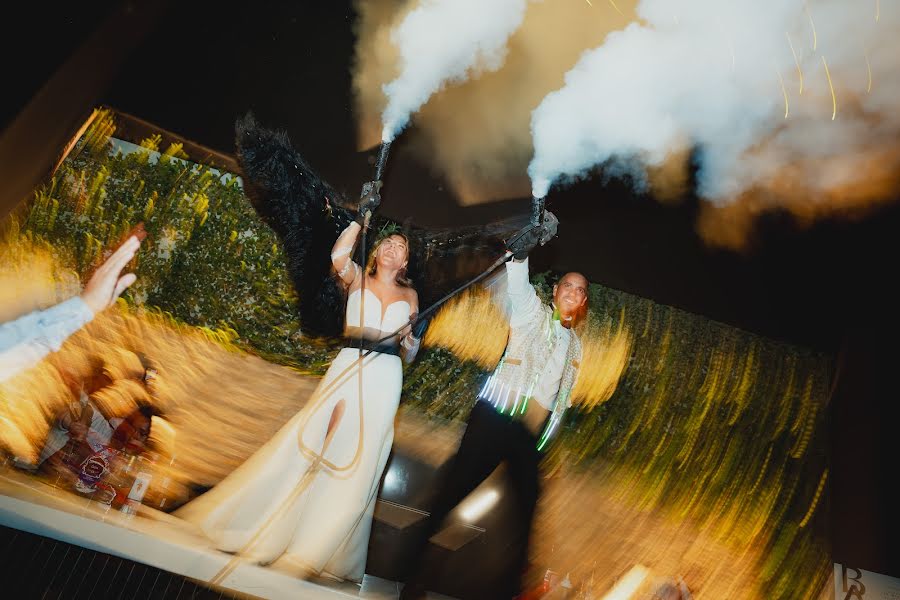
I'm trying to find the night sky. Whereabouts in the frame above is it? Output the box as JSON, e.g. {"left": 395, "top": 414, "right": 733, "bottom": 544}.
{"left": 7, "top": 1, "right": 900, "bottom": 352}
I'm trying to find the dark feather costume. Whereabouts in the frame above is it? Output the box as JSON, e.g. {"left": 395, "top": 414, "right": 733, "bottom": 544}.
{"left": 235, "top": 113, "right": 520, "bottom": 339}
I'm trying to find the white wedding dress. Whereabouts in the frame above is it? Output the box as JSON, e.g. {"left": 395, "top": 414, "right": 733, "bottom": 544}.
{"left": 176, "top": 287, "right": 411, "bottom": 582}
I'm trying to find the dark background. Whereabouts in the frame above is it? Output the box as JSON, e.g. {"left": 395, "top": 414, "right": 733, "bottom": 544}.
{"left": 2, "top": 0, "right": 897, "bottom": 579}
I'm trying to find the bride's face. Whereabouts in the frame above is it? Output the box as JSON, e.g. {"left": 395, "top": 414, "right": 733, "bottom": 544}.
{"left": 375, "top": 234, "right": 409, "bottom": 271}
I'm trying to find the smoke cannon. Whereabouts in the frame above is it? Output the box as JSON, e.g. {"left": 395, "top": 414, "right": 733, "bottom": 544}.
{"left": 374, "top": 141, "right": 392, "bottom": 183}
{"left": 531, "top": 195, "right": 544, "bottom": 227}
{"left": 532, "top": 195, "right": 558, "bottom": 246}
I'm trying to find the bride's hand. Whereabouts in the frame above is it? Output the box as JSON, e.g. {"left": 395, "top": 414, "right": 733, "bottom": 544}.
{"left": 398, "top": 313, "right": 416, "bottom": 340}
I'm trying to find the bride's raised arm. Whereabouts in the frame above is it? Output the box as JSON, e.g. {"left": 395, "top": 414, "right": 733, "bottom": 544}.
{"left": 331, "top": 222, "right": 362, "bottom": 286}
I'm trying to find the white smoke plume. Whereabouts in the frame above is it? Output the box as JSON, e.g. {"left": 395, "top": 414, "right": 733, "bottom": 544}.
{"left": 530, "top": 0, "right": 900, "bottom": 225}
{"left": 380, "top": 0, "right": 529, "bottom": 142}
{"left": 354, "top": 0, "right": 635, "bottom": 204}
{"left": 356, "top": 0, "right": 899, "bottom": 248}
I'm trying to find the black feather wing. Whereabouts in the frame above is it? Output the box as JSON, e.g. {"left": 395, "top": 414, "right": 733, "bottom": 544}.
{"left": 235, "top": 113, "right": 353, "bottom": 338}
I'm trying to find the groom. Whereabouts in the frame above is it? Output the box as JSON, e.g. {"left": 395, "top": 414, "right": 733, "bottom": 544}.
{"left": 401, "top": 226, "right": 588, "bottom": 599}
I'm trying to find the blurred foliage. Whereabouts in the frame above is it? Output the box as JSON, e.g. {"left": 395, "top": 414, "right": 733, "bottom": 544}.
{"left": 13, "top": 109, "right": 337, "bottom": 371}
{"left": 9, "top": 109, "right": 831, "bottom": 598}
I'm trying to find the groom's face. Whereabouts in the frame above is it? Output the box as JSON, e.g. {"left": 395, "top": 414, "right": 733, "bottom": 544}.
{"left": 553, "top": 272, "right": 588, "bottom": 323}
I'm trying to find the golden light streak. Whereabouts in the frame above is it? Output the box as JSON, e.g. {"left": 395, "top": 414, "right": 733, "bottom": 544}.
{"left": 745, "top": 445, "right": 772, "bottom": 498}
{"left": 876, "top": 0, "right": 880, "bottom": 22}
{"left": 786, "top": 32, "right": 804, "bottom": 94}
{"left": 790, "top": 376, "right": 817, "bottom": 458}
{"left": 799, "top": 468, "right": 828, "bottom": 528}
{"left": 805, "top": 5, "right": 818, "bottom": 51}
{"left": 0, "top": 415, "right": 34, "bottom": 460}
{"left": 571, "top": 319, "right": 632, "bottom": 409}
{"left": 584, "top": 0, "right": 593, "bottom": 6}
{"left": 423, "top": 287, "right": 507, "bottom": 369}
{"left": 822, "top": 56, "right": 837, "bottom": 120}
{"left": 777, "top": 70, "right": 790, "bottom": 118}
{"left": 607, "top": 0, "right": 625, "bottom": 17}
{"left": 865, "top": 50, "right": 873, "bottom": 93}
{"left": 600, "top": 564, "right": 650, "bottom": 600}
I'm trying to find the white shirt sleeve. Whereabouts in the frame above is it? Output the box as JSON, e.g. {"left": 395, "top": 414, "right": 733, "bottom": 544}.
{"left": 532, "top": 323, "right": 570, "bottom": 410}
{"left": 0, "top": 297, "right": 94, "bottom": 383}
{"left": 506, "top": 259, "right": 571, "bottom": 410}
{"left": 505, "top": 258, "right": 542, "bottom": 328}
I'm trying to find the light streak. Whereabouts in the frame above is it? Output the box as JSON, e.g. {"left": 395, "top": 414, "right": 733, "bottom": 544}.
{"left": 777, "top": 70, "right": 790, "bottom": 119}
{"left": 865, "top": 50, "right": 873, "bottom": 93}
{"left": 584, "top": 0, "right": 593, "bottom": 6}
{"left": 876, "top": 0, "right": 880, "bottom": 22}
{"left": 600, "top": 564, "right": 650, "bottom": 600}
{"left": 459, "top": 489, "right": 500, "bottom": 522}
{"left": 822, "top": 56, "right": 837, "bottom": 120}
{"left": 798, "top": 469, "right": 828, "bottom": 528}
{"left": 423, "top": 287, "right": 507, "bottom": 369}
{"left": 607, "top": 0, "right": 624, "bottom": 17}
{"left": 805, "top": 5, "right": 818, "bottom": 51}
{"left": 383, "top": 468, "right": 400, "bottom": 492}
{"left": 786, "top": 33, "right": 804, "bottom": 94}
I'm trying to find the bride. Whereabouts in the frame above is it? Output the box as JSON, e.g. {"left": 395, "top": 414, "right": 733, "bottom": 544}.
{"left": 176, "top": 194, "right": 423, "bottom": 583}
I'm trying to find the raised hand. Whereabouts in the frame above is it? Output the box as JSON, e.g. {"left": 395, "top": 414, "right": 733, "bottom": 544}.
{"left": 505, "top": 210, "right": 559, "bottom": 260}
{"left": 80, "top": 235, "right": 142, "bottom": 314}
{"left": 356, "top": 180, "right": 383, "bottom": 227}
{"left": 506, "top": 225, "right": 542, "bottom": 260}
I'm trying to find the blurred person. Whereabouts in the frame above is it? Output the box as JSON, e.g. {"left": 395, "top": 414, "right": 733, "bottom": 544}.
{"left": 34, "top": 360, "right": 115, "bottom": 473}
{"left": 176, "top": 184, "right": 428, "bottom": 583}
{"left": 0, "top": 234, "right": 142, "bottom": 383}
{"left": 41, "top": 402, "right": 159, "bottom": 498}
{"left": 402, "top": 230, "right": 587, "bottom": 600}
{"left": 108, "top": 403, "right": 155, "bottom": 455}
{"left": 35, "top": 349, "right": 155, "bottom": 472}
{"left": 102, "top": 403, "right": 161, "bottom": 509}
